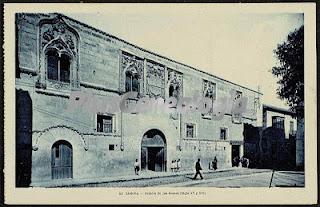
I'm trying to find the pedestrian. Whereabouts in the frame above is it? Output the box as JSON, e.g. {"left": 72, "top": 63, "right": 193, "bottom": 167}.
{"left": 134, "top": 159, "right": 140, "bottom": 175}
{"left": 171, "top": 160, "right": 176, "bottom": 172}
{"left": 212, "top": 156, "right": 218, "bottom": 170}
{"left": 233, "top": 156, "right": 240, "bottom": 167}
{"left": 176, "top": 159, "right": 181, "bottom": 172}
{"left": 192, "top": 158, "right": 203, "bottom": 180}
{"left": 241, "top": 156, "right": 249, "bottom": 168}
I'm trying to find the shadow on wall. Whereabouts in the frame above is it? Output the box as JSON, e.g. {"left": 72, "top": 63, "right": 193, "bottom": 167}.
{"left": 16, "top": 89, "right": 32, "bottom": 187}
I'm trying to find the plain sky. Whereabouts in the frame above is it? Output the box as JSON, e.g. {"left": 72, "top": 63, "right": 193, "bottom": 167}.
{"left": 66, "top": 8, "right": 303, "bottom": 109}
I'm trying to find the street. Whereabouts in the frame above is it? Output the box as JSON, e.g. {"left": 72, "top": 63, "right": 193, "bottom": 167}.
{"left": 72, "top": 168, "right": 304, "bottom": 188}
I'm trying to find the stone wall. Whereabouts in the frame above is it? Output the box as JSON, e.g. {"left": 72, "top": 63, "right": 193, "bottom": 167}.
{"left": 16, "top": 13, "right": 261, "bottom": 185}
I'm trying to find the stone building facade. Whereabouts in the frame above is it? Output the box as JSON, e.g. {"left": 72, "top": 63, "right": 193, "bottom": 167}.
{"left": 15, "top": 13, "right": 261, "bottom": 186}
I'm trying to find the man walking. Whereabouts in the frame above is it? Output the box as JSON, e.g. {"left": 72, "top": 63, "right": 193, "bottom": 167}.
{"left": 192, "top": 158, "right": 203, "bottom": 180}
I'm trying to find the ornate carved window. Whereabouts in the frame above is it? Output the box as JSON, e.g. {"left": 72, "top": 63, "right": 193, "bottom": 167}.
{"left": 167, "top": 69, "right": 183, "bottom": 100}
{"left": 120, "top": 52, "right": 144, "bottom": 94}
{"left": 202, "top": 80, "right": 216, "bottom": 118}
{"left": 37, "top": 14, "right": 80, "bottom": 90}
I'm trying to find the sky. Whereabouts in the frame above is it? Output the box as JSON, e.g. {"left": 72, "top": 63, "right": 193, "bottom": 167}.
{"left": 66, "top": 8, "right": 303, "bottom": 109}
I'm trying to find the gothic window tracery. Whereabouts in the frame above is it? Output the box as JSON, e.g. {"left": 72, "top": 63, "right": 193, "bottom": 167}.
{"left": 121, "top": 52, "right": 144, "bottom": 94}
{"left": 38, "top": 15, "right": 80, "bottom": 90}
{"left": 146, "top": 61, "right": 165, "bottom": 98}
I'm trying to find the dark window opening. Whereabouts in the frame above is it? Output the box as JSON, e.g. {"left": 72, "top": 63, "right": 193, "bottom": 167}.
{"left": 169, "top": 85, "right": 179, "bottom": 100}
{"left": 97, "top": 114, "right": 113, "bottom": 133}
{"left": 186, "top": 124, "right": 195, "bottom": 138}
{"left": 220, "top": 128, "right": 227, "bottom": 140}
{"left": 272, "top": 116, "right": 285, "bottom": 129}
{"left": 109, "top": 144, "right": 115, "bottom": 151}
{"left": 169, "top": 85, "right": 174, "bottom": 97}
{"left": 47, "top": 51, "right": 59, "bottom": 81}
{"left": 60, "top": 54, "right": 70, "bottom": 82}
{"left": 125, "top": 71, "right": 139, "bottom": 92}
{"left": 46, "top": 51, "right": 70, "bottom": 83}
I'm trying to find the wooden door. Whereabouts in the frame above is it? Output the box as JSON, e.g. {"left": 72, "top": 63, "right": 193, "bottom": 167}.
{"left": 51, "top": 141, "right": 72, "bottom": 179}
{"left": 141, "top": 147, "right": 147, "bottom": 170}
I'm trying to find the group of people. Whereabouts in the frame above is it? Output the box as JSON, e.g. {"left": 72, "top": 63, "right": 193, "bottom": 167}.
{"left": 171, "top": 159, "right": 181, "bottom": 172}
{"left": 134, "top": 155, "right": 248, "bottom": 179}
{"left": 232, "top": 156, "right": 250, "bottom": 168}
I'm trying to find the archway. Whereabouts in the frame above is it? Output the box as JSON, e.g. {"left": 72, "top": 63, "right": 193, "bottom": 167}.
{"left": 51, "top": 140, "right": 73, "bottom": 179}
{"left": 141, "top": 129, "right": 167, "bottom": 172}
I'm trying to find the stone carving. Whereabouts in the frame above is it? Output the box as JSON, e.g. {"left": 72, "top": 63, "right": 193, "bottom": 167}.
{"left": 122, "top": 54, "right": 143, "bottom": 78}
{"left": 146, "top": 61, "right": 165, "bottom": 98}
{"left": 40, "top": 17, "right": 77, "bottom": 55}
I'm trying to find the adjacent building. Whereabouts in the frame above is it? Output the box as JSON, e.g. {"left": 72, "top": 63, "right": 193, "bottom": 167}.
{"left": 243, "top": 104, "right": 297, "bottom": 169}
{"left": 15, "top": 13, "right": 261, "bottom": 186}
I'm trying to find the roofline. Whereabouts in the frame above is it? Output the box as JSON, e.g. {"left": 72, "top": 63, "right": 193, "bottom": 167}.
{"left": 263, "top": 104, "right": 295, "bottom": 116}
{"left": 55, "top": 13, "right": 262, "bottom": 95}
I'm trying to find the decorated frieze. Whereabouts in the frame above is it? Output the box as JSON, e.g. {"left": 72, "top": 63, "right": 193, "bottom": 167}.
{"left": 146, "top": 61, "right": 165, "bottom": 98}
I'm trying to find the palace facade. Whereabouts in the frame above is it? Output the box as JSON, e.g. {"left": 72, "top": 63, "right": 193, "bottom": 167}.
{"left": 15, "top": 13, "right": 261, "bottom": 186}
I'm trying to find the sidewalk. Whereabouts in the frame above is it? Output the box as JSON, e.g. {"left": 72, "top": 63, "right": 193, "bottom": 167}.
{"left": 31, "top": 167, "right": 235, "bottom": 188}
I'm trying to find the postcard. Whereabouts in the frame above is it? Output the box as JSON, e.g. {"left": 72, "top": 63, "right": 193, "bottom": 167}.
{"left": 3, "top": 3, "right": 317, "bottom": 205}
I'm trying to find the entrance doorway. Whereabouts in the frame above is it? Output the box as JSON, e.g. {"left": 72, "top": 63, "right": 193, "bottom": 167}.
{"left": 51, "top": 140, "right": 73, "bottom": 179}
{"left": 231, "top": 145, "right": 240, "bottom": 167}
{"left": 141, "top": 129, "right": 166, "bottom": 172}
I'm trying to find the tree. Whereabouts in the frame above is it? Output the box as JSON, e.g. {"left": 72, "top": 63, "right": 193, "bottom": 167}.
{"left": 272, "top": 25, "right": 304, "bottom": 117}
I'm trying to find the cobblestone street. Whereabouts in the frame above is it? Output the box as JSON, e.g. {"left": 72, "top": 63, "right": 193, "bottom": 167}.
{"left": 67, "top": 168, "right": 304, "bottom": 188}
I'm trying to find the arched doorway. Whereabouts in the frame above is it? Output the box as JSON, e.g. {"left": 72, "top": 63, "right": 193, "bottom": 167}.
{"left": 141, "top": 129, "right": 167, "bottom": 172}
{"left": 51, "top": 140, "right": 73, "bottom": 179}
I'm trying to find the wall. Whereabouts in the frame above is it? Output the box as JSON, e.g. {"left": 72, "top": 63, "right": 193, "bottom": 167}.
{"left": 16, "top": 13, "right": 260, "bottom": 185}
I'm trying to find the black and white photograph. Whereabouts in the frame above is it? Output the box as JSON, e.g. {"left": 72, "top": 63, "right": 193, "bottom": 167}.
{"left": 4, "top": 3, "right": 317, "bottom": 205}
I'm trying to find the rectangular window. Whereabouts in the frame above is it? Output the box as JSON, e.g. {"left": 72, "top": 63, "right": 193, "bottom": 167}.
{"left": 272, "top": 116, "right": 284, "bottom": 129}
{"left": 97, "top": 114, "right": 113, "bottom": 133}
{"left": 186, "top": 124, "right": 195, "bottom": 138}
{"left": 109, "top": 144, "right": 115, "bottom": 151}
{"left": 220, "top": 128, "right": 227, "bottom": 140}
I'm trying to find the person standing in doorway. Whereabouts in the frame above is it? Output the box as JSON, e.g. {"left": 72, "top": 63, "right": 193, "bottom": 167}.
{"left": 192, "top": 158, "right": 203, "bottom": 180}
{"left": 134, "top": 159, "right": 140, "bottom": 175}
